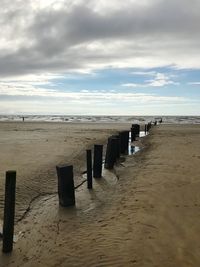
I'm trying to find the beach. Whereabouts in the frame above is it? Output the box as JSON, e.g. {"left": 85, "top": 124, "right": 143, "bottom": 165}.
{"left": 1, "top": 123, "right": 200, "bottom": 266}
{"left": 0, "top": 121, "right": 131, "bottom": 222}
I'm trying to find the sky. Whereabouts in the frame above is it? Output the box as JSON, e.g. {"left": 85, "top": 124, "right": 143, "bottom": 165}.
{"left": 0, "top": 0, "right": 200, "bottom": 115}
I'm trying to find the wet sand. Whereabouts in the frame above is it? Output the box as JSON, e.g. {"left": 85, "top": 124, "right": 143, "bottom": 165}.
{"left": 1, "top": 124, "right": 200, "bottom": 267}
{"left": 0, "top": 121, "right": 130, "bottom": 222}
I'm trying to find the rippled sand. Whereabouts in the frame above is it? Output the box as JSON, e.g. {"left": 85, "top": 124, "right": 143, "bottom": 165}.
{"left": 1, "top": 124, "right": 200, "bottom": 267}
{"left": 0, "top": 121, "right": 130, "bottom": 222}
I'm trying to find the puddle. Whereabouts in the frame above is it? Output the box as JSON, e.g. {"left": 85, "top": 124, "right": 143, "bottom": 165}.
{"left": 128, "top": 145, "right": 140, "bottom": 155}
{"left": 139, "top": 131, "right": 148, "bottom": 137}
{"left": 129, "top": 130, "right": 148, "bottom": 141}
{"left": 128, "top": 130, "right": 148, "bottom": 155}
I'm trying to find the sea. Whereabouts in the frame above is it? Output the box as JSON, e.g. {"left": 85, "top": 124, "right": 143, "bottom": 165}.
{"left": 0, "top": 115, "right": 200, "bottom": 124}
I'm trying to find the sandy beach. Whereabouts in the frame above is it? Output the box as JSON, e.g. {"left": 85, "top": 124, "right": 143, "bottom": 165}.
{"left": 0, "top": 121, "right": 130, "bottom": 222}
{"left": 1, "top": 123, "right": 200, "bottom": 267}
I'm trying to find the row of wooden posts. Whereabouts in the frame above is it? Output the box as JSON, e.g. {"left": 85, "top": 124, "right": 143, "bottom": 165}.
{"left": 1, "top": 122, "right": 153, "bottom": 253}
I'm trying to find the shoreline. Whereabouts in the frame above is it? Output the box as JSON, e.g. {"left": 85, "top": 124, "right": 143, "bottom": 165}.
{"left": 0, "top": 115, "right": 200, "bottom": 125}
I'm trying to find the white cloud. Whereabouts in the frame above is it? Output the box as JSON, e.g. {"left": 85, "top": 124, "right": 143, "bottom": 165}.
{"left": 188, "top": 82, "right": 200, "bottom": 85}
{"left": 0, "top": 80, "right": 187, "bottom": 102}
{"left": 0, "top": 91, "right": 197, "bottom": 115}
{"left": 122, "top": 72, "right": 179, "bottom": 88}
{"left": 147, "top": 73, "right": 179, "bottom": 87}
{"left": 122, "top": 83, "right": 138, "bottom": 88}
{"left": 131, "top": 71, "right": 156, "bottom": 76}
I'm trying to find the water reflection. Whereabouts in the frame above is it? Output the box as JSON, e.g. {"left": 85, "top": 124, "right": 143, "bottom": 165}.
{"left": 128, "top": 145, "right": 140, "bottom": 155}
{"left": 129, "top": 130, "right": 148, "bottom": 141}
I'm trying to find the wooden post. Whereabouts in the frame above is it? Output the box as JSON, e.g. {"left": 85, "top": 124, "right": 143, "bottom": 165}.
{"left": 111, "top": 135, "right": 120, "bottom": 159}
{"left": 2, "top": 171, "right": 16, "bottom": 253}
{"left": 124, "top": 131, "right": 129, "bottom": 154}
{"left": 115, "top": 136, "right": 120, "bottom": 159}
{"left": 132, "top": 124, "right": 140, "bottom": 137}
{"left": 147, "top": 123, "right": 151, "bottom": 132}
{"left": 119, "top": 131, "right": 125, "bottom": 153}
{"left": 119, "top": 132, "right": 123, "bottom": 153}
{"left": 119, "top": 131, "right": 129, "bottom": 154}
{"left": 56, "top": 165, "right": 75, "bottom": 207}
{"left": 112, "top": 137, "right": 119, "bottom": 162}
{"left": 86, "top": 149, "right": 93, "bottom": 188}
{"left": 131, "top": 127, "right": 136, "bottom": 142}
{"left": 105, "top": 137, "right": 117, "bottom": 169}
{"left": 93, "top": 145, "right": 103, "bottom": 178}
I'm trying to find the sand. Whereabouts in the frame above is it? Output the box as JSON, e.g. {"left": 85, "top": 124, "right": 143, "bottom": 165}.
{"left": 1, "top": 123, "right": 200, "bottom": 267}
{"left": 0, "top": 121, "right": 130, "bottom": 222}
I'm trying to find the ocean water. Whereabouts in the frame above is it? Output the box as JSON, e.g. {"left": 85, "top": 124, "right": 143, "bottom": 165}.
{"left": 0, "top": 115, "right": 200, "bottom": 124}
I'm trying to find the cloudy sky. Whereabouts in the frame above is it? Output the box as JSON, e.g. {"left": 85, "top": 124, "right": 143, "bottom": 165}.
{"left": 0, "top": 0, "right": 200, "bottom": 115}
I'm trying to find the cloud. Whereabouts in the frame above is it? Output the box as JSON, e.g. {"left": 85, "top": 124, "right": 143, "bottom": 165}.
{"left": 122, "top": 72, "right": 179, "bottom": 87}
{"left": 0, "top": 80, "right": 188, "bottom": 104}
{"left": 188, "top": 82, "right": 200, "bottom": 85}
{"left": 0, "top": 89, "right": 196, "bottom": 115}
{"left": 131, "top": 71, "right": 156, "bottom": 76}
{"left": 0, "top": 0, "right": 200, "bottom": 78}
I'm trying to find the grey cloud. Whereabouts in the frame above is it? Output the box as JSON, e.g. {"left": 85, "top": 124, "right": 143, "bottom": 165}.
{"left": 30, "top": 1, "right": 200, "bottom": 46}
{"left": 0, "top": 0, "right": 200, "bottom": 77}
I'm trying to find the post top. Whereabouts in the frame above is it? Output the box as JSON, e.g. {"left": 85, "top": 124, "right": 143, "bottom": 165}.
{"left": 56, "top": 165, "right": 73, "bottom": 170}
{"left": 6, "top": 170, "right": 16, "bottom": 174}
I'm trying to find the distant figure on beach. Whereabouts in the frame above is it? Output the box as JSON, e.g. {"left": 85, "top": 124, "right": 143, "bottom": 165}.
{"left": 22, "top": 116, "right": 25, "bottom": 122}
{"left": 159, "top": 118, "right": 163, "bottom": 123}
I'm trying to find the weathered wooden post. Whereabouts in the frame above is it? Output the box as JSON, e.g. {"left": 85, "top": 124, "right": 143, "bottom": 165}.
{"left": 147, "top": 122, "right": 151, "bottom": 132}
{"left": 2, "top": 171, "right": 16, "bottom": 253}
{"left": 119, "top": 131, "right": 129, "bottom": 154}
{"left": 56, "top": 165, "right": 75, "bottom": 206}
{"left": 86, "top": 149, "right": 93, "bottom": 188}
{"left": 93, "top": 145, "right": 103, "bottom": 178}
{"left": 131, "top": 126, "right": 136, "bottom": 142}
{"left": 112, "top": 137, "right": 119, "bottom": 162}
{"left": 132, "top": 124, "right": 140, "bottom": 137}
{"left": 111, "top": 135, "right": 120, "bottom": 159}
{"left": 119, "top": 131, "right": 124, "bottom": 154}
{"left": 124, "top": 131, "right": 129, "bottom": 154}
{"left": 116, "top": 136, "right": 120, "bottom": 159}
{"left": 105, "top": 137, "right": 117, "bottom": 169}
